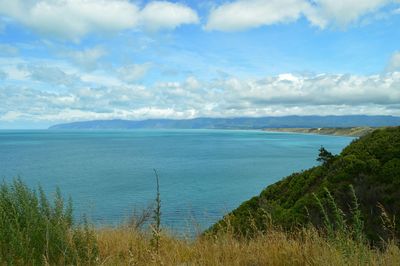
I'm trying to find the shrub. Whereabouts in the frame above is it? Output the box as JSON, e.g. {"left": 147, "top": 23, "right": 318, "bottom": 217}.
{"left": 0, "top": 179, "right": 98, "bottom": 265}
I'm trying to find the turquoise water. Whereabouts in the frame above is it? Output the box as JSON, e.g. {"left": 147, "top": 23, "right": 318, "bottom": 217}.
{"left": 0, "top": 129, "right": 353, "bottom": 233}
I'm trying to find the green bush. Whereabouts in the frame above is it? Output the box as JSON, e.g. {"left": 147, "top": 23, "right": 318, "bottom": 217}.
{"left": 0, "top": 179, "right": 98, "bottom": 265}
{"left": 382, "top": 158, "right": 400, "bottom": 184}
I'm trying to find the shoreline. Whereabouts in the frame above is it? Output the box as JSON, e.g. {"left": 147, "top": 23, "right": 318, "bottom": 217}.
{"left": 0, "top": 127, "right": 374, "bottom": 137}
{"left": 262, "top": 127, "right": 376, "bottom": 137}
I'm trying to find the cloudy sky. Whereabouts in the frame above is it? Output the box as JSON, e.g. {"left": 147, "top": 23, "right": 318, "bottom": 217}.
{"left": 0, "top": 0, "right": 400, "bottom": 128}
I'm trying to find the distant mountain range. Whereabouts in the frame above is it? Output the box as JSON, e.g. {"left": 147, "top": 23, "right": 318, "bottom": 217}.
{"left": 49, "top": 115, "right": 400, "bottom": 130}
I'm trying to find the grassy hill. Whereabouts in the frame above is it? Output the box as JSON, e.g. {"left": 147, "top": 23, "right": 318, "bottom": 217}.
{"left": 210, "top": 126, "right": 400, "bottom": 243}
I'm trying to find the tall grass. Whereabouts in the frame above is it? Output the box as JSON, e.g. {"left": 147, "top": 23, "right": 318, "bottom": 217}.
{"left": 96, "top": 226, "right": 400, "bottom": 265}
{"left": 0, "top": 179, "right": 98, "bottom": 265}
{"left": 312, "top": 185, "right": 372, "bottom": 263}
{"left": 96, "top": 183, "right": 399, "bottom": 265}
{"left": 1, "top": 179, "right": 399, "bottom": 265}
{"left": 150, "top": 169, "right": 162, "bottom": 254}
{"left": 313, "top": 185, "right": 365, "bottom": 243}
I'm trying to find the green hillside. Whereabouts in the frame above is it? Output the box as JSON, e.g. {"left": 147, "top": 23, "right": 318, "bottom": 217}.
{"left": 210, "top": 126, "right": 400, "bottom": 243}
{"left": 264, "top": 126, "right": 376, "bottom": 137}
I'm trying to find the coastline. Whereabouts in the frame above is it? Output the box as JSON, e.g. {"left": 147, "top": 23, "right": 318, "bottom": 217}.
{"left": 262, "top": 127, "right": 376, "bottom": 137}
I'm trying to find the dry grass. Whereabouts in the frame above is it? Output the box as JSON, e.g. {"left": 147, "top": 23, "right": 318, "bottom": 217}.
{"left": 3, "top": 179, "right": 399, "bottom": 265}
{"left": 96, "top": 227, "right": 400, "bottom": 265}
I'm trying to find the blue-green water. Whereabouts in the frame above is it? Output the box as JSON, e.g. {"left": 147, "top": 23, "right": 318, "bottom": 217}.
{"left": 0, "top": 129, "right": 353, "bottom": 233}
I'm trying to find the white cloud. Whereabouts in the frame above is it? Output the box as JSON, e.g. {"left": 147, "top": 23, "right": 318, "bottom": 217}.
{"left": 117, "top": 63, "right": 152, "bottom": 82}
{"left": 206, "top": 0, "right": 308, "bottom": 31}
{"left": 0, "top": 70, "right": 6, "bottom": 80}
{"left": 307, "top": 0, "right": 395, "bottom": 28}
{"left": 2, "top": 70, "right": 400, "bottom": 123}
{"left": 0, "top": 0, "right": 199, "bottom": 39}
{"left": 387, "top": 51, "right": 400, "bottom": 71}
{"left": 0, "top": 58, "right": 80, "bottom": 85}
{"left": 79, "top": 73, "right": 123, "bottom": 87}
{"left": 185, "top": 76, "right": 202, "bottom": 90}
{"left": 0, "top": 0, "right": 139, "bottom": 40}
{"left": 0, "top": 44, "right": 19, "bottom": 56}
{"left": 2, "top": 66, "right": 29, "bottom": 81}
{"left": 26, "top": 65, "right": 77, "bottom": 86}
{"left": 139, "top": 1, "right": 199, "bottom": 31}
{"left": 65, "top": 46, "right": 106, "bottom": 70}
{"left": 206, "top": 0, "right": 400, "bottom": 31}
{"left": 14, "top": 107, "right": 195, "bottom": 122}
{"left": 0, "top": 111, "right": 24, "bottom": 121}
{"left": 1, "top": 55, "right": 400, "bottom": 123}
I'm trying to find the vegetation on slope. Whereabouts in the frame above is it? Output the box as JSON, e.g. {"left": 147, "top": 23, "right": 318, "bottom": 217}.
{"left": 264, "top": 126, "right": 376, "bottom": 137}
{"left": 210, "top": 126, "right": 400, "bottom": 244}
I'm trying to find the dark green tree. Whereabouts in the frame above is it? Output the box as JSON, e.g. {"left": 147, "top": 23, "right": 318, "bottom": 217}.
{"left": 317, "top": 146, "right": 334, "bottom": 165}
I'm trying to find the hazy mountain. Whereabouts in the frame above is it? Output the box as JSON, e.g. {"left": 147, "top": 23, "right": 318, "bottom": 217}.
{"left": 49, "top": 115, "right": 400, "bottom": 130}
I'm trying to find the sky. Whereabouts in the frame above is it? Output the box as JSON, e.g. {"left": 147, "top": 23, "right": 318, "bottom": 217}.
{"left": 0, "top": 0, "right": 400, "bottom": 129}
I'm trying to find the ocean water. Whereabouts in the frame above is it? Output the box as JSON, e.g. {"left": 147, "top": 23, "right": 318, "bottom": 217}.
{"left": 0, "top": 129, "right": 353, "bottom": 233}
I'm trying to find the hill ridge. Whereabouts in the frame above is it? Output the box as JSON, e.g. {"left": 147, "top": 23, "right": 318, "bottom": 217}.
{"left": 50, "top": 115, "right": 400, "bottom": 130}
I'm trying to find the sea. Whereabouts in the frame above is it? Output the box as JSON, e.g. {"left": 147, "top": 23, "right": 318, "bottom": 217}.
{"left": 0, "top": 129, "right": 353, "bottom": 234}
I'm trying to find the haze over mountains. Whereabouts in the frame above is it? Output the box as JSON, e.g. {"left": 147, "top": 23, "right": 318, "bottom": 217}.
{"left": 49, "top": 115, "right": 400, "bottom": 130}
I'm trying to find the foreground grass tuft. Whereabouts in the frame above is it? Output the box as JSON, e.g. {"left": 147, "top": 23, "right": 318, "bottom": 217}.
{"left": 0, "top": 179, "right": 98, "bottom": 265}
